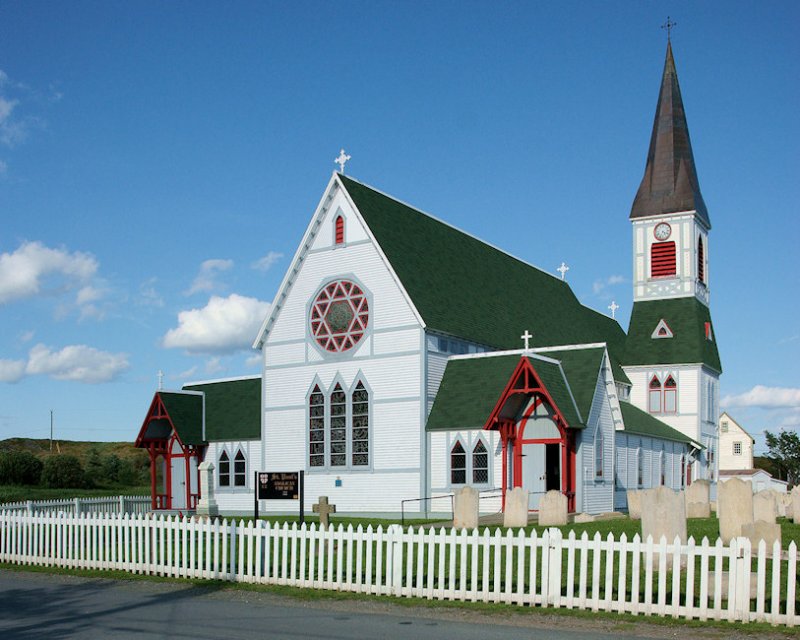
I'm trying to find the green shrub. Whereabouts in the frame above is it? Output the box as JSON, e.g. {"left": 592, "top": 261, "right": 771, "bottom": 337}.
{"left": 0, "top": 450, "right": 44, "bottom": 485}
{"left": 41, "top": 455, "right": 86, "bottom": 489}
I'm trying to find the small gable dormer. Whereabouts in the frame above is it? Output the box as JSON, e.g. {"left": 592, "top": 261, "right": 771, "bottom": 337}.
{"left": 651, "top": 319, "right": 673, "bottom": 339}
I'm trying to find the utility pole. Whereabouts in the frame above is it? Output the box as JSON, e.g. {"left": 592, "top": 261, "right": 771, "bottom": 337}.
{"left": 50, "top": 410, "right": 53, "bottom": 452}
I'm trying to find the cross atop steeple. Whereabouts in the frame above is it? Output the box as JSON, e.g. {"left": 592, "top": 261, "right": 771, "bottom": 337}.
{"left": 608, "top": 301, "right": 620, "bottom": 320}
{"left": 661, "top": 16, "right": 677, "bottom": 42}
{"left": 557, "top": 262, "right": 569, "bottom": 281}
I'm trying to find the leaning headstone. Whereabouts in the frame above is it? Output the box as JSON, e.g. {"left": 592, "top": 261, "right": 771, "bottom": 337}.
{"left": 195, "top": 461, "right": 219, "bottom": 518}
{"left": 641, "top": 486, "right": 687, "bottom": 546}
{"left": 684, "top": 480, "right": 711, "bottom": 518}
{"left": 627, "top": 490, "right": 642, "bottom": 520}
{"left": 503, "top": 487, "right": 529, "bottom": 528}
{"left": 538, "top": 490, "right": 568, "bottom": 526}
{"left": 792, "top": 486, "right": 800, "bottom": 524}
{"left": 753, "top": 491, "right": 777, "bottom": 524}
{"left": 780, "top": 493, "right": 792, "bottom": 518}
{"left": 573, "top": 512, "right": 595, "bottom": 524}
{"left": 718, "top": 477, "right": 753, "bottom": 543}
{"left": 742, "top": 521, "right": 781, "bottom": 554}
{"left": 453, "top": 486, "right": 479, "bottom": 530}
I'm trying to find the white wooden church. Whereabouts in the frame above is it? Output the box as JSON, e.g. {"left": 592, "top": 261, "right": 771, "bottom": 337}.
{"left": 135, "top": 41, "right": 721, "bottom": 517}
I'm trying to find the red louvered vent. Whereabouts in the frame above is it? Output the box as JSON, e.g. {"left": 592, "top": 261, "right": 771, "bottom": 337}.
{"left": 651, "top": 241, "right": 676, "bottom": 277}
{"left": 698, "top": 237, "right": 705, "bottom": 283}
{"left": 335, "top": 216, "right": 344, "bottom": 244}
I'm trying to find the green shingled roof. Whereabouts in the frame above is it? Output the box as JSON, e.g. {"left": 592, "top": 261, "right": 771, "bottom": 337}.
{"left": 183, "top": 377, "right": 261, "bottom": 442}
{"left": 619, "top": 401, "right": 700, "bottom": 447}
{"left": 540, "top": 348, "right": 605, "bottom": 421}
{"left": 157, "top": 392, "right": 204, "bottom": 445}
{"left": 426, "top": 353, "right": 586, "bottom": 432}
{"left": 624, "top": 297, "right": 721, "bottom": 372}
{"left": 339, "top": 175, "right": 628, "bottom": 372}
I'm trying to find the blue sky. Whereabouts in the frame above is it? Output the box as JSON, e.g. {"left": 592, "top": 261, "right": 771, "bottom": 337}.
{"left": 0, "top": 2, "right": 797, "bottom": 453}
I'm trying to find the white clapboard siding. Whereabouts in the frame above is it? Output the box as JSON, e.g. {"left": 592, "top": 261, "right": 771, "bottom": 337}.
{"left": 2, "top": 511, "right": 796, "bottom": 627}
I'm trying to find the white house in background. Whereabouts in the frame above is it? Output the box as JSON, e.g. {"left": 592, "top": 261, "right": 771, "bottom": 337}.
{"left": 718, "top": 411, "right": 754, "bottom": 471}
{"left": 134, "top": 40, "right": 722, "bottom": 516}
{"left": 719, "top": 469, "right": 788, "bottom": 494}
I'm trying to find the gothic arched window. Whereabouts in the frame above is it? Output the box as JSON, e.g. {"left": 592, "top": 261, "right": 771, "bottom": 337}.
{"left": 697, "top": 236, "right": 705, "bottom": 283}
{"left": 472, "top": 440, "right": 488, "bottom": 484}
{"left": 234, "top": 450, "right": 246, "bottom": 487}
{"left": 351, "top": 381, "right": 369, "bottom": 467}
{"left": 218, "top": 451, "right": 230, "bottom": 487}
{"left": 450, "top": 441, "right": 466, "bottom": 485}
{"left": 329, "top": 383, "right": 347, "bottom": 467}
{"left": 648, "top": 376, "right": 662, "bottom": 414}
{"left": 664, "top": 375, "right": 678, "bottom": 413}
{"left": 309, "top": 385, "right": 325, "bottom": 468}
{"left": 335, "top": 215, "right": 345, "bottom": 244}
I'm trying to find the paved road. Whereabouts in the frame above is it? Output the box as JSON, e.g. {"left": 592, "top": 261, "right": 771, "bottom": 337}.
{"left": 0, "top": 569, "right": 750, "bottom": 640}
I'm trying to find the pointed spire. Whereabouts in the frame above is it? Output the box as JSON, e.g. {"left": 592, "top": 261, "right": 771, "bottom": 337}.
{"left": 630, "top": 42, "right": 710, "bottom": 227}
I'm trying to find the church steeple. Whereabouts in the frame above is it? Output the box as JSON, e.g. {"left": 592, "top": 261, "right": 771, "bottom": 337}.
{"left": 630, "top": 41, "right": 710, "bottom": 228}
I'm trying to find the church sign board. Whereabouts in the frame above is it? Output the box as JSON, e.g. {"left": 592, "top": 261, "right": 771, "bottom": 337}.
{"left": 254, "top": 471, "right": 305, "bottom": 523}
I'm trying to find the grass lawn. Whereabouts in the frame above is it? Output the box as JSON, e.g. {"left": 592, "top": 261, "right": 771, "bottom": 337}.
{"left": 0, "top": 485, "right": 151, "bottom": 504}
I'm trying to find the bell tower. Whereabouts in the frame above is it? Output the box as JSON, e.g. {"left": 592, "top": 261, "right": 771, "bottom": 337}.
{"left": 623, "top": 37, "right": 721, "bottom": 482}
{"left": 629, "top": 40, "right": 710, "bottom": 307}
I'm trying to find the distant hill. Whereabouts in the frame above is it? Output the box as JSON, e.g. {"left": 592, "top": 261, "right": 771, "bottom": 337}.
{"left": 0, "top": 438, "right": 148, "bottom": 468}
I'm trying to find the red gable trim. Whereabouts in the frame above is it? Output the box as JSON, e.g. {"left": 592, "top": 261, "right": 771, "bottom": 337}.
{"left": 134, "top": 393, "right": 185, "bottom": 449}
{"left": 482, "top": 356, "right": 572, "bottom": 434}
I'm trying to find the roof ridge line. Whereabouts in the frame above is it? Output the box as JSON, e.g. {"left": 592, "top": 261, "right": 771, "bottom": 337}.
{"left": 184, "top": 374, "right": 261, "bottom": 387}
{"left": 338, "top": 174, "right": 565, "bottom": 286}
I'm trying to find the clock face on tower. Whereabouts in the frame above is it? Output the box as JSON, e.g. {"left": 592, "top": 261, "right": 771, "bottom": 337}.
{"left": 654, "top": 222, "right": 672, "bottom": 241}
{"left": 309, "top": 280, "right": 369, "bottom": 353}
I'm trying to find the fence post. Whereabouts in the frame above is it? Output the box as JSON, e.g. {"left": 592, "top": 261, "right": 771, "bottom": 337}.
{"left": 119, "top": 496, "right": 126, "bottom": 514}
{"left": 547, "top": 527, "right": 563, "bottom": 606}
{"left": 26, "top": 501, "right": 34, "bottom": 514}
{"left": 388, "top": 524, "right": 403, "bottom": 596}
{"left": 733, "top": 537, "right": 752, "bottom": 623}
{"left": 73, "top": 498, "right": 81, "bottom": 516}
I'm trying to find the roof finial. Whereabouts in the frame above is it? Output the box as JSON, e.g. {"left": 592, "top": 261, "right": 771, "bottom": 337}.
{"left": 520, "top": 330, "right": 533, "bottom": 351}
{"left": 608, "top": 300, "right": 620, "bottom": 320}
{"left": 661, "top": 16, "right": 677, "bottom": 42}
{"left": 335, "top": 148, "right": 351, "bottom": 174}
{"left": 157, "top": 369, "right": 164, "bottom": 390}
{"left": 557, "top": 262, "right": 569, "bottom": 281}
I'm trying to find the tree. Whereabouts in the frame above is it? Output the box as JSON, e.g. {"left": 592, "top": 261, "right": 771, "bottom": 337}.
{"left": 764, "top": 430, "right": 800, "bottom": 486}
{"left": 41, "top": 455, "right": 86, "bottom": 489}
{"left": 0, "top": 450, "right": 43, "bottom": 485}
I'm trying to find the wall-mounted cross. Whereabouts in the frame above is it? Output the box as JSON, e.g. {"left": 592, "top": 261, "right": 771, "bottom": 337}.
{"left": 313, "top": 495, "right": 337, "bottom": 528}
{"left": 335, "top": 149, "right": 351, "bottom": 173}
{"left": 608, "top": 301, "right": 620, "bottom": 320}
{"left": 521, "top": 330, "right": 533, "bottom": 351}
{"left": 557, "top": 262, "right": 569, "bottom": 281}
{"left": 661, "top": 16, "right": 677, "bottom": 41}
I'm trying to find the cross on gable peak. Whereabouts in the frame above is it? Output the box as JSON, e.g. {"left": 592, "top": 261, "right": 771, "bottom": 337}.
{"left": 608, "top": 301, "right": 620, "bottom": 320}
{"left": 557, "top": 262, "right": 569, "bottom": 281}
{"left": 335, "top": 148, "right": 351, "bottom": 173}
{"left": 521, "top": 330, "right": 533, "bottom": 351}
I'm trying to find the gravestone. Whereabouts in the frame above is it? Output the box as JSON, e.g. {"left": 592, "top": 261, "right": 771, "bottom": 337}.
{"left": 753, "top": 491, "right": 777, "bottom": 524}
{"left": 538, "top": 490, "right": 568, "bottom": 526}
{"left": 742, "top": 521, "right": 781, "bottom": 554}
{"left": 195, "top": 461, "right": 219, "bottom": 518}
{"left": 503, "top": 487, "right": 529, "bottom": 528}
{"left": 684, "top": 479, "right": 711, "bottom": 518}
{"left": 718, "top": 477, "right": 753, "bottom": 543}
{"left": 313, "top": 496, "right": 336, "bottom": 529}
{"left": 792, "top": 486, "right": 800, "bottom": 524}
{"left": 453, "top": 486, "right": 479, "bottom": 530}
{"left": 626, "top": 490, "right": 642, "bottom": 520}
{"left": 641, "top": 486, "right": 686, "bottom": 545}
{"left": 573, "top": 512, "right": 595, "bottom": 524}
{"left": 780, "top": 493, "right": 792, "bottom": 518}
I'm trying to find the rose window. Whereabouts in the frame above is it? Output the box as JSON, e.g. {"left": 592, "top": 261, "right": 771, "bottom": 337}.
{"left": 310, "top": 280, "right": 369, "bottom": 352}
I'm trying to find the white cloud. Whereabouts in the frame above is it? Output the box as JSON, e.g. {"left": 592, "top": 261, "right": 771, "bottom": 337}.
{"left": 0, "top": 241, "right": 98, "bottom": 304}
{"left": 0, "top": 359, "right": 26, "bottom": 383}
{"left": 25, "top": 343, "right": 129, "bottom": 383}
{"left": 592, "top": 274, "right": 625, "bottom": 295}
{"left": 245, "top": 354, "right": 261, "bottom": 369}
{"left": 162, "top": 293, "right": 271, "bottom": 355}
{"left": 186, "top": 259, "right": 233, "bottom": 295}
{"left": 18, "top": 330, "right": 35, "bottom": 343}
{"left": 251, "top": 251, "right": 284, "bottom": 272}
{"left": 204, "top": 357, "right": 224, "bottom": 375}
{"left": 136, "top": 278, "right": 164, "bottom": 308}
{"left": 722, "top": 385, "right": 800, "bottom": 410}
{"left": 0, "top": 159, "right": 7, "bottom": 175}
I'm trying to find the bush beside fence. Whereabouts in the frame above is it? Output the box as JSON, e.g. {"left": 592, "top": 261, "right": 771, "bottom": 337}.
{"left": 0, "top": 511, "right": 796, "bottom": 626}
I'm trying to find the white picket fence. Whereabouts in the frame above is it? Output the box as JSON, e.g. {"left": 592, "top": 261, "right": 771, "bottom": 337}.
{"left": 0, "top": 511, "right": 796, "bottom": 626}
{"left": 0, "top": 495, "right": 150, "bottom": 515}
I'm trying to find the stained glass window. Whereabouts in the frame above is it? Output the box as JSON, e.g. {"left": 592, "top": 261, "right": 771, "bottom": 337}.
{"left": 451, "top": 441, "right": 466, "bottom": 485}
{"left": 309, "top": 386, "right": 325, "bottom": 467}
{"left": 330, "top": 384, "right": 347, "bottom": 467}
{"left": 472, "top": 441, "right": 488, "bottom": 484}
{"left": 310, "top": 280, "right": 369, "bottom": 353}
{"left": 351, "top": 382, "right": 369, "bottom": 466}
